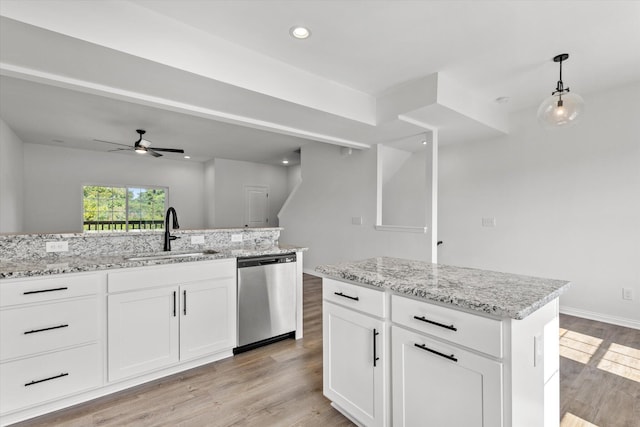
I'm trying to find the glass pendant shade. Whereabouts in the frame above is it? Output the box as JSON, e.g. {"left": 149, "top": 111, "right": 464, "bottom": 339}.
{"left": 537, "top": 92, "right": 585, "bottom": 129}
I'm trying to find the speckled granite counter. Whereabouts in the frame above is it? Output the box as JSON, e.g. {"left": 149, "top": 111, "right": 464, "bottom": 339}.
{"left": 315, "top": 257, "right": 571, "bottom": 320}
{"left": 0, "top": 244, "right": 306, "bottom": 280}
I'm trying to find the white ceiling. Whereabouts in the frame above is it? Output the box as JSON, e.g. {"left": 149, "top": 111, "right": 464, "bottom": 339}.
{"left": 1, "top": 0, "right": 639, "bottom": 165}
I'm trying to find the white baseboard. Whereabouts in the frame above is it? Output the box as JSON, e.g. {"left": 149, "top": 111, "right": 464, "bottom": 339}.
{"left": 560, "top": 306, "right": 640, "bottom": 330}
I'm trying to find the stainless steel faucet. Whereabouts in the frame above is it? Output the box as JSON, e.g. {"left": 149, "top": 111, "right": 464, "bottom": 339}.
{"left": 164, "top": 207, "right": 180, "bottom": 251}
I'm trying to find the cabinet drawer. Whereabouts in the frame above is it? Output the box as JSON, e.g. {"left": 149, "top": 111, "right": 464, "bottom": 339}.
{"left": 0, "top": 297, "right": 100, "bottom": 361}
{"left": 0, "top": 273, "right": 100, "bottom": 307}
{"left": 323, "top": 278, "right": 385, "bottom": 318}
{"left": 392, "top": 325, "right": 503, "bottom": 427}
{"left": 0, "top": 343, "right": 102, "bottom": 414}
{"left": 108, "top": 258, "right": 236, "bottom": 293}
{"left": 391, "top": 294, "right": 503, "bottom": 358}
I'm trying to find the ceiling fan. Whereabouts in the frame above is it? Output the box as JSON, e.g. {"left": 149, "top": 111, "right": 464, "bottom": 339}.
{"left": 93, "top": 129, "right": 185, "bottom": 158}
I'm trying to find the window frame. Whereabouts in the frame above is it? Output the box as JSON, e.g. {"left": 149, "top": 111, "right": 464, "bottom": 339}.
{"left": 81, "top": 183, "right": 169, "bottom": 232}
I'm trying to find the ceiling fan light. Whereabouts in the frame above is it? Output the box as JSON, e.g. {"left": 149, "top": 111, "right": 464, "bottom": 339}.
{"left": 135, "top": 146, "right": 147, "bottom": 154}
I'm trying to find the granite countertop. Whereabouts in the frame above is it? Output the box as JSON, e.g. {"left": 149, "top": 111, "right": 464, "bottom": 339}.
{"left": 0, "top": 244, "right": 306, "bottom": 280}
{"left": 315, "top": 257, "right": 571, "bottom": 320}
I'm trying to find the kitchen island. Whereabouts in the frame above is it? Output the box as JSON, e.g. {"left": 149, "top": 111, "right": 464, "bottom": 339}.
{"left": 316, "top": 257, "right": 571, "bottom": 427}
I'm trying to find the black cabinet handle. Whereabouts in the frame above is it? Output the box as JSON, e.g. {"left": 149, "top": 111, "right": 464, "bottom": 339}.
{"left": 25, "top": 372, "right": 69, "bottom": 387}
{"left": 173, "top": 291, "right": 177, "bottom": 317}
{"left": 24, "top": 324, "right": 69, "bottom": 335}
{"left": 23, "top": 287, "right": 68, "bottom": 295}
{"left": 413, "top": 315, "right": 457, "bottom": 331}
{"left": 334, "top": 292, "right": 359, "bottom": 301}
{"left": 183, "top": 290, "right": 187, "bottom": 315}
{"left": 373, "top": 329, "right": 380, "bottom": 367}
{"left": 414, "top": 343, "right": 458, "bottom": 362}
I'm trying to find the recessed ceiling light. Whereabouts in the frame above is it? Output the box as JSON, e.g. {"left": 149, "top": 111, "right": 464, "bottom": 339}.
{"left": 282, "top": 159, "right": 289, "bottom": 164}
{"left": 289, "top": 26, "right": 311, "bottom": 39}
{"left": 184, "top": 155, "right": 191, "bottom": 159}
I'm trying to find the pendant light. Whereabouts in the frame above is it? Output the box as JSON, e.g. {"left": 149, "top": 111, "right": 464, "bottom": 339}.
{"left": 537, "top": 53, "right": 584, "bottom": 129}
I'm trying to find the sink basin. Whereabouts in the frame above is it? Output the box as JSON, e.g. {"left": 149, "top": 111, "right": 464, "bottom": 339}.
{"left": 125, "top": 250, "right": 218, "bottom": 262}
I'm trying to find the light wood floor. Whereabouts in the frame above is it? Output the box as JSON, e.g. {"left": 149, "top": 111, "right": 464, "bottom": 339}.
{"left": 12, "top": 275, "right": 639, "bottom": 427}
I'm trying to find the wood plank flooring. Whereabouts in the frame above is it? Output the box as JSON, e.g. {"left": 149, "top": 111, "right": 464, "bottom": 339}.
{"left": 11, "top": 275, "right": 639, "bottom": 427}
{"left": 559, "top": 314, "right": 639, "bottom": 427}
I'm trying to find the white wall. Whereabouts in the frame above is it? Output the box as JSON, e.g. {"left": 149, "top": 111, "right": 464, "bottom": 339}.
{"left": 0, "top": 118, "right": 25, "bottom": 233}
{"left": 203, "top": 159, "right": 216, "bottom": 228}
{"left": 22, "top": 144, "right": 205, "bottom": 232}
{"left": 382, "top": 149, "right": 430, "bottom": 227}
{"left": 438, "top": 82, "right": 640, "bottom": 327}
{"left": 279, "top": 143, "right": 432, "bottom": 270}
{"left": 213, "top": 158, "right": 289, "bottom": 228}
{"left": 286, "top": 164, "right": 302, "bottom": 195}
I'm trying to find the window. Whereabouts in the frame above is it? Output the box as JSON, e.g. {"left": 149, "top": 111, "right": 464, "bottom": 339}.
{"left": 83, "top": 185, "right": 167, "bottom": 231}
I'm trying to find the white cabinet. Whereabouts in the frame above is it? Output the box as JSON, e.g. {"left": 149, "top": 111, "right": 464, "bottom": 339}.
{"left": 322, "top": 280, "right": 388, "bottom": 427}
{"left": 392, "top": 325, "right": 502, "bottom": 427}
{"left": 108, "top": 287, "right": 179, "bottom": 381}
{"left": 0, "top": 273, "right": 103, "bottom": 415}
{"left": 179, "top": 279, "right": 235, "bottom": 361}
{"left": 323, "top": 278, "right": 560, "bottom": 427}
{"left": 108, "top": 259, "right": 236, "bottom": 382}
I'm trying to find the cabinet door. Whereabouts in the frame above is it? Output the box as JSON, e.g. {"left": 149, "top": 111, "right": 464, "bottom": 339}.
{"left": 108, "top": 287, "right": 179, "bottom": 381}
{"left": 180, "top": 276, "right": 236, "bottom": 361}
{"left": 323, "top": 302, "right": 386, "bottom": 427}
{"left": 392, "top": 326, "right": 502, "bottom": 427}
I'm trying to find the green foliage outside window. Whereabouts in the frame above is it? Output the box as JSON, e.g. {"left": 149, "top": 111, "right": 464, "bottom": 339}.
{"left": 83, "top": 185, "right": 166, "bottom": 231}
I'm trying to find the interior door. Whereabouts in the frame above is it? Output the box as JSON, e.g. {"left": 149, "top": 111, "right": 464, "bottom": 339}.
{"left": 244, "top": 185, "right": 269, "bottom": 227}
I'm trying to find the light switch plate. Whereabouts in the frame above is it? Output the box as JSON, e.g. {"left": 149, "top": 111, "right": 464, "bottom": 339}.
{"left": 46, "top": 241, "right": 69, "bottom": 252}
{"left": 191, "top": 235, "right": 205, "bottom": 244}
{"left": 231, "top": 234, "right": 243, "bottom": 243}
{"left": 351, "top": 216, "right": 363, "bottom": 225}
{"left": 482, "top": 217, "right": 496, "bottom": 227}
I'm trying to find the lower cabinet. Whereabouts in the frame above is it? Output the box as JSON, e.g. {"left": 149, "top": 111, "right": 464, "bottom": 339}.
{"left": 108, "top": 270, "right": 236, "bottom": 382}
{"left": 0, "top": 273, "right": 103, "bottom": 416}
{"left": 322, "top": 278, "right": 560, "bottom": 427}
{"left": 392, "top": 326, "right": 502, "bottom": 427}
{"left": 108, "top": 286, "right": 179, "bottom": 381}
{"left": 0, "top": 344, "right": 102, "bottom": 414}
{"left": 323, "top": 302, "right": 387, "bottom": 427}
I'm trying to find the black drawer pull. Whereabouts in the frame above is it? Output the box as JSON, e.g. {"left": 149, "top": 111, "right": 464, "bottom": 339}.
{"left": 413, "top": 315, "right": 457, "bottom": 331}
{"left": 414, "top": 343, "right": 458, "bottom": 362}
{"left": 373, "top": 329, "right": 380, "bottom": 367}
{"left": 23, "top": 287, "right": 68, "bottom": 295}
{"left": 334, "top": 292, "right": 359, "bottom": 301}
{"left": 25, "top": 372, "right": 69, "bottom": 387}
{"left": 173, "top": 291, "right": 177, "bottom": 317}
{"left": 183, "top": 290, "right": 187, "bottom": 315}
{"left": 24, "top": 324, "right": 69, "bottom": 335}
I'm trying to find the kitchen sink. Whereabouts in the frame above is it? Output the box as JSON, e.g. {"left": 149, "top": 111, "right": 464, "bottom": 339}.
{"left": 125, "top": 250, "right": 219, "bottom": 261}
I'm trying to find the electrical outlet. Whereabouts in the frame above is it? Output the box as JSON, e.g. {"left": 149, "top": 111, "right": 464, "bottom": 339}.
{"left": 231, "top": 234, "right": 243, "bottom": 243}
{"left": 190, "top": 235, "right": 205, "bottom": 244}
{"left": 622, "top": 288, "right": 633, "bottom": 300}
{"left": 46, "top": 241, "right": 69, "bottom": 252}
{"left": 482, "top": 217, "right": 496, "bottom": 227}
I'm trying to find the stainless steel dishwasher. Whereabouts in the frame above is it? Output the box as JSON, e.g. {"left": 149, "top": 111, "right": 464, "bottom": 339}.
{"left": 235, "top": 253, "right": 297, "bottom": 353}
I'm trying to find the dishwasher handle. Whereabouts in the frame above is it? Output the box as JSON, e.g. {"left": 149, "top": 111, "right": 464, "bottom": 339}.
{"left": 238, "top": 254, "right": 296, "bottom": 268}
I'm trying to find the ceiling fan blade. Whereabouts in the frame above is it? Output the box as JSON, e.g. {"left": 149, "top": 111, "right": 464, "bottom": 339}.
{"left": 93, "top": 139, "right": 130, "bottom": 148}
{"left": 108, "top": 148, "right": 131, "bottom": 152}
{"left": 152, "top": 147, "right": 185, "bottom": 153}
{"left": 147, "top": 149, "right": 163, "bottom": 157}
